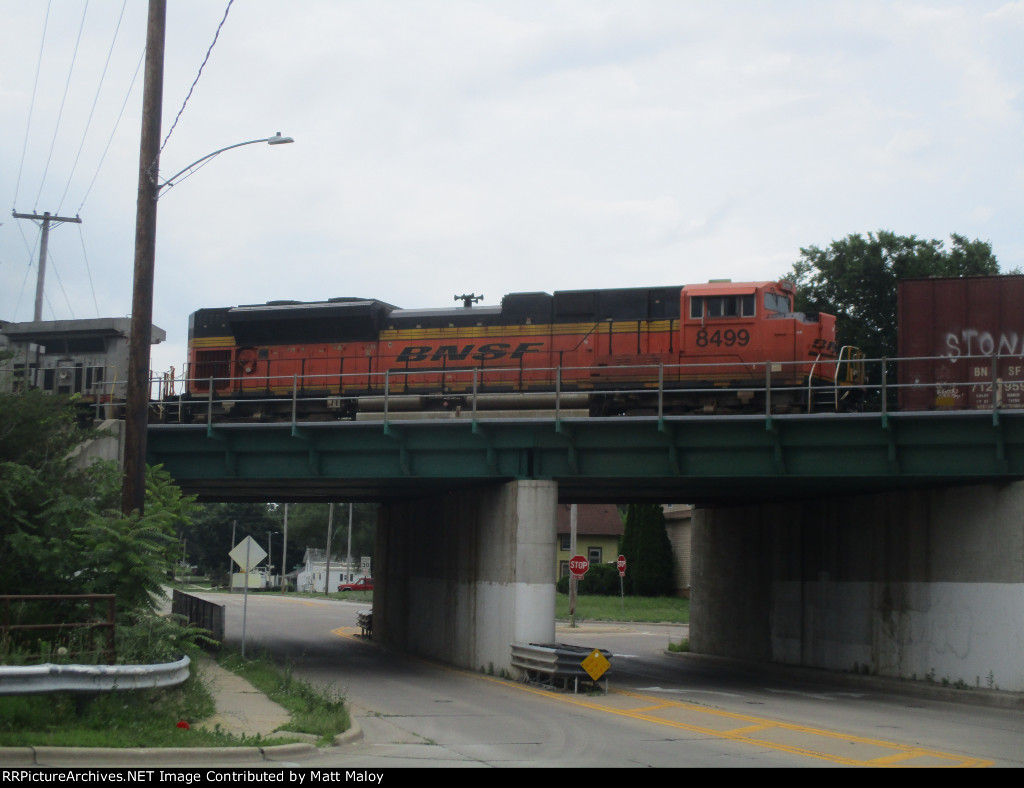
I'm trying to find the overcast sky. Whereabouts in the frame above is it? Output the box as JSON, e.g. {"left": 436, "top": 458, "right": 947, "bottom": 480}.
{"left": 2, "top": 0, "right": 1022, "bottom": 374}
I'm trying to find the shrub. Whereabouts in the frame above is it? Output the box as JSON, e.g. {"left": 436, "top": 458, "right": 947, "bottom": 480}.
{"left": 556, "top": 563, "right": 623, "bottom": 596}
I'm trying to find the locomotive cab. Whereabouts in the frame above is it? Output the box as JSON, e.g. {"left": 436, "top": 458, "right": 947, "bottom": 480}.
{"left": 677, "top": 280, "right": 840, "bottom": 413}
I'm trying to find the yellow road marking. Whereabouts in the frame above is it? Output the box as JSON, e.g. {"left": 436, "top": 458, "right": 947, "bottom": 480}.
{"left": 487, "top": 680, "right": 992, "bottom": 768}
{"left": 325, "top": 628, "right": 990, "bottom": 767}
{"left": 728, "top": 722, "right": 776, "bottom": 735}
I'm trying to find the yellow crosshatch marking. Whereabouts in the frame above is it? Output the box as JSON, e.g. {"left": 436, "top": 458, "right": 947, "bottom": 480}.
{"left": 561, "top": 688, "right": 992, "bottom": 768}
{"left": 508, "top": 683, "right": 993, "bottom": 768}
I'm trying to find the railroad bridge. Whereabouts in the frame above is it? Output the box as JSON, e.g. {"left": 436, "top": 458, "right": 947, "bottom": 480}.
{"left": 147, "top": 408, "right": 1024, "bottom": 690}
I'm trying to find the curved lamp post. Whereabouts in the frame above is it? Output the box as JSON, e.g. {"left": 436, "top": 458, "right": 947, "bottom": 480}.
{"left": 122, "top": 115, "right": 294, "bottom": 516}
{"left": 158, "top": 132, "right": 294, "bottom": 196}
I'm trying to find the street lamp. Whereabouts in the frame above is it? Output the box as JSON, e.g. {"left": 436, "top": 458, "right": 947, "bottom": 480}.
{"left": 267, "top": 531, "right": 278, "bottom": 585}
{"left": 122, "top": 122, "right": 294, "bottom": 515}
{"left": 158, "top": 133, "right": 294, "bottom": 196}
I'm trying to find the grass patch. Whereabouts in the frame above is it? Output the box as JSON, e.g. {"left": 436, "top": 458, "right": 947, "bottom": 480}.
{"left": 218, "top": 648, "right": 350, "bottom": 746}
{"left": 557, "top": 593, "right": 689, "bottom": 624}
{"left": 668, "top": 638, "right": 690, "bottom": 652}
{"left": 0, "top": 667, "right": 254, "bottom": 748}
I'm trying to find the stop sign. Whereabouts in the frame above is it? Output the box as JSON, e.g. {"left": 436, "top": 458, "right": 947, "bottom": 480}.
{"left": 617, "top": 554, "right": 626, "bottom": 577}
{"left": 569, "top": 554, "right": 589, "bottom": 578}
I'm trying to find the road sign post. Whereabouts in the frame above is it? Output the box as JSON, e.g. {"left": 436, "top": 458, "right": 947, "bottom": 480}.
{"left": 568, "top": 555, "right": 588, "bottom": 628}
{"left": 617, "top": 554, "right": 626, "bottom": 615}
{"left": 229, "top": 536, "right": 267, "bottom": 658}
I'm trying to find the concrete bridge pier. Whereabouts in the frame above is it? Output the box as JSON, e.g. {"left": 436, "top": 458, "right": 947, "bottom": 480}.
{"left": 373, "top": 480, "right": 557, "bottom": 674}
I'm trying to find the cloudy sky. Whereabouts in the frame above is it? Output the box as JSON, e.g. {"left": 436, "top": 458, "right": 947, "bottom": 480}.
{"left": 2, "top": 0, "right": 1022, "bottom": 374}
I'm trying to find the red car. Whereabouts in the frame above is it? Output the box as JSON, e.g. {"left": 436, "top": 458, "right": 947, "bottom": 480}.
{"left": 338, "top": 577, "right": 373, "bottom": 592}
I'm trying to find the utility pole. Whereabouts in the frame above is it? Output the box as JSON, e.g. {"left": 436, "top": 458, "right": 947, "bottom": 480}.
{"left": 325, "top": 503, "right": 335, "bottom": 595}
{"left": 10, "top": 210, "right": 82, "bottom": 321}
{"left": 281, "top": 504, "right": 289, "bottom": 593}
{"left": 122, "top": 0, "right": 166, "bottom": 517}
{"left": 346, "top": 503, "right": 353, "bottom": 582}
{"left": 569, "top": 504, "right": 578, "bottom": 627}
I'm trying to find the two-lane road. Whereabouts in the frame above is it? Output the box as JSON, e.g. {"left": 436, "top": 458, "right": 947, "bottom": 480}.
{"left": 201, "top": 592, "right": 1024, "bottom": 768}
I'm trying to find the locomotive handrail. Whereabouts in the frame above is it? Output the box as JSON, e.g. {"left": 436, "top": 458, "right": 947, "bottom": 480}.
{"left": 163, "top": 351, "right": 1024, "bottom": 428}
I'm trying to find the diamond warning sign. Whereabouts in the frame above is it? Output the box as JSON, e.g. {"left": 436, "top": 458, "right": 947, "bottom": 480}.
{"left": 581, "top": 648, "right": 611, "bottom": 681}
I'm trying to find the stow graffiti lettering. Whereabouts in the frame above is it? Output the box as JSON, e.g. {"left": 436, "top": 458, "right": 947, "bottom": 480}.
{"left": 395, "top": 342, "right": 545, "bottom": 363}
{"left": 944, "top": 330, "right": 1024, "bottom": 361}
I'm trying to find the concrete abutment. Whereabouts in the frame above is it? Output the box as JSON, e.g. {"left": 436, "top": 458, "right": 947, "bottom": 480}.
{"left": 691, "top": 481, "right": 1024, "bottom": 691}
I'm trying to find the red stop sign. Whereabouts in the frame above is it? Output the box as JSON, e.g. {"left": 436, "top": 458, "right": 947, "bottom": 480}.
{"left": 617, "top": 555, "right": 626, "bottom": 576}
{"left": 569, "top": 555, "right": 589, "bottom": 578}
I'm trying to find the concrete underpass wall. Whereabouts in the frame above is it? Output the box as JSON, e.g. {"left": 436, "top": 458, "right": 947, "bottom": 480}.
{"left": 691, "top": 482, "right": 1024, "bottom": 691}
{"left": 70, "top": 419, "right": 123, "bottom": 467}
{"left": 374, "top": 480, "right": 557, "bottom": 673}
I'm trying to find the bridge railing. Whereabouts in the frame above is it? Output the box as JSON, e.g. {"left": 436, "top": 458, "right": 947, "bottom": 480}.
{"left": 159, "top": 352, "right": 1024, "bottom": 425}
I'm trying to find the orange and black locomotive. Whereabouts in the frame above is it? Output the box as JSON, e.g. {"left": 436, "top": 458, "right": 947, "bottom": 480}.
{"left": 184, "top": 279, "right": 860, "bottom": 420}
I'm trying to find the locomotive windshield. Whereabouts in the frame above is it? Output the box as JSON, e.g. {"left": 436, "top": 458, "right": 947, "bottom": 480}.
{"left": 689, "top": 294, "right": 756, "bottom": 319}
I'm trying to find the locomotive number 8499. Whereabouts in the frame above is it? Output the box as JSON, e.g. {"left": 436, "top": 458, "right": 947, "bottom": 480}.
{"left": 184, "top": 279, "right": 862, "bottom": 421}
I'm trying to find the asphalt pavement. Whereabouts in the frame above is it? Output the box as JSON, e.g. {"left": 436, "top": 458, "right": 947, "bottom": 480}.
{"left": 3, "top": 619, "right": 1022, "bottom": 768}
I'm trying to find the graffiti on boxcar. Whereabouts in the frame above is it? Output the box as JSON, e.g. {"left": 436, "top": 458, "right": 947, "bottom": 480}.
{"left": 943, "top": 329, "right": 1024, "bottom": 362}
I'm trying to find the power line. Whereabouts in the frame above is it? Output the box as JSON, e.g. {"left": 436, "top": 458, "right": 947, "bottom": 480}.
{"left": 33, "top": 1, "right": 91, "bottom": 209}
{"left": 57, "top": 0, "right": 130, "bottom": 214}
{"left": 12, "top": 1, "right": 52, "bottom": 211}
{"left": 76, "top": 222, "right": 101, "bottom": 318}
{"left": 158, "top": 0, "right": 234, "bottom": 158}
{"left": 76, "top": 45, "right": 145, "bottom": 214}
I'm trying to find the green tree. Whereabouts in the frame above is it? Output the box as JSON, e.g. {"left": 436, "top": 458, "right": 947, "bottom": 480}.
{"left": 0, "top": 389, "right": 191, "bottom": 616}
{"left": 784, "top": 231, "right": 1000, "bottom": 362}
{"left": 182, "top": 502, "right": 277, "bottom": 579}
{"left": 618, "top": 504, "right": 675, "bottom": 597}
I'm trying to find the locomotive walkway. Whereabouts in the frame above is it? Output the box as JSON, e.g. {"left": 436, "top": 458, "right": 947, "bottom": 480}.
{"left": 146, "top": 409, "right": 1024, "bottom": 504}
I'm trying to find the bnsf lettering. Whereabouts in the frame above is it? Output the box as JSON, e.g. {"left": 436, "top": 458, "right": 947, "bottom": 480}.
{"left": 510, "top": 342, "right": 544, "bottom": 359}
{"left": 433, "top": 345, "right": 475, "bottom": 362}
{"left": 395, "top": 342, "right": 544, "bottom": 363}
{"left": 473, "top": 343, "right": 510, "bottom": 361}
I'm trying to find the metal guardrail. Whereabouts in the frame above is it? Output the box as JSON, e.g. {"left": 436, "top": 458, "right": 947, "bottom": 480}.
{"left": 510, "top": 642, "right": 612, "bottom": 694}
{"left": 0, "top": 655, "right": 190, "bottom": 696}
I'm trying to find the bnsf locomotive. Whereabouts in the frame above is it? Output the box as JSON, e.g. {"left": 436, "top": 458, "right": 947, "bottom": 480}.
{"left": 183, "top": 279, "right": 862, "bottom": 421}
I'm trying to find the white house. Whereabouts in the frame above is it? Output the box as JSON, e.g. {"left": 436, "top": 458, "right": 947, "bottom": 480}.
{"left": 296, "top": 548, "right": 370, "bottom": 592}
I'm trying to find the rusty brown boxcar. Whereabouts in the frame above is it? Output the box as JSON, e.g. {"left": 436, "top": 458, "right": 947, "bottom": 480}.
{"left": 898, "top": 275, "right": 1024, "bottom": 410}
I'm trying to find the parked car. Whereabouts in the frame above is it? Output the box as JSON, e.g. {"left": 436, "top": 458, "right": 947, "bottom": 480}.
{"left": 338, "top": 577, "right": 373, "bottom": 592}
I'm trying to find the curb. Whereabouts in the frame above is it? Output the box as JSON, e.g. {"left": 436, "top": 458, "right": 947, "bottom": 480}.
{"left": 0, "top": 720, "right": 363, "bottom": 767}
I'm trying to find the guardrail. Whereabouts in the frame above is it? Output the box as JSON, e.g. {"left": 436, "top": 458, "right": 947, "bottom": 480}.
{"left": 510, "top": 642, "right": 612, "bottom": 694}
{"left": 0, "top": 656, "right": 190, "bottom": 696}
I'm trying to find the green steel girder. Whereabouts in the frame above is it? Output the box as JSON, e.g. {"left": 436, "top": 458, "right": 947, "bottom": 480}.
{"left": 146, "top": 411, "right": 1024, "bottom": 504}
